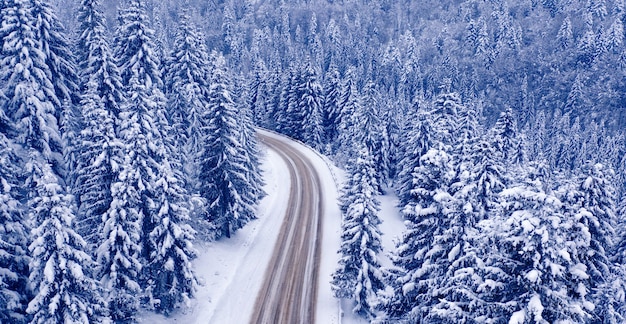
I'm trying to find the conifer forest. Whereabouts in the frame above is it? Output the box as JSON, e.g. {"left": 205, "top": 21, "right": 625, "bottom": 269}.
{"left": 2, "top": 0, "right": 626, "bottom": 323}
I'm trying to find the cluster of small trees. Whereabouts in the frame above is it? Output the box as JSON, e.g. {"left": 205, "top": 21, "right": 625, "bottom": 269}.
{"left": 0, "top": 0, "right": 263, "bottom": 322}
{"left": 326, "top": 93, "right": 626, "bottom": 323}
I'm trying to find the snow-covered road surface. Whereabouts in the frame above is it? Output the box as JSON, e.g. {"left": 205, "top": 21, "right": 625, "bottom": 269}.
{"left": 249, "top": 132, "right": 324, "bottom": 324}
{"left": 139, "top": 130, "right": 344, "bottom": 324}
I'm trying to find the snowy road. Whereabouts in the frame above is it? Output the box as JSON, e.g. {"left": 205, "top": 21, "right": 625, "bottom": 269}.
{"left": 249, "top": 133, "right": 324, "bottom": 324}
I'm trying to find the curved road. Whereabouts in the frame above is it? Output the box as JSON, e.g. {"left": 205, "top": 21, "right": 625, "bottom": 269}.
{"left": 250, "top": 133, "right": 324, "bottom": 324}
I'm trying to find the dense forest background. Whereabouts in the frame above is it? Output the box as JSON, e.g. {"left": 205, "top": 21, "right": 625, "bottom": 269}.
{"left": 2, "top": 0, "right": 626, "bottom": 322}
{"left": 52, "top": 0, "right": 626, "bottom": 196}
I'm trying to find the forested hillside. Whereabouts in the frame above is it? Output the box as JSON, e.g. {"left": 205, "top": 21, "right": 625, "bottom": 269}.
{"left": 2, "top": 0, "right": 626, "bottom": 322}
{"left": 0, "top": 0, "right": 263, "bottom": 322}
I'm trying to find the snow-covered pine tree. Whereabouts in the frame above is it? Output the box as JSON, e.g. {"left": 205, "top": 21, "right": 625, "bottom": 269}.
{"left": 247, "top": 60, "right": 272, "bottom": 128}
{"left": 298, "top": 63, "right": 324, "bottom": 150}
{"left": 73, "top": 79, "right": 123, "bottom": 247}
{"left": 60, "top": 97, "right": 84, "bottom": 192}
{"left": 427, "top": 135, "right": 506, "bottom": 323}
{"left": 144, "top": 158, "right": 197, "bottom": 315}
{"left": 491, "top": 107, "right": 520, "bottom": 167}
{"left": 492, "top": 163, "right": 592, "bottom": 323}
{"left": 113, "top": 0, "right": 179, "bottom": 272}
{"left": 0, "top": 134, "right": 30, "bottom": 324}
{"left": 274, "top": 68, "right": 296, "bottom": 135}
{"left": 561, "top": 162, "right": 618, "bottom": 321}
{"left": 352, "top": 81, "right": 386, "bottom": 193}
{"left": 382, "top": 145, "right": 457, "bottom": 321}
{"left": 321, "top": 67, "right": 343, "bottom": 150}
{"left": 574, "top": 163, "right": 617, "bottom": 283}
{"left": 26, "top": 160, "right": 106, "bottom": 324}
{"left": 96, "top": 152, "right": 143, "bottom": 323}
{"left": 285, "top": 63, "right": 324, "bottom": 149}
{"left": 76, "top": 0, "right": 124, "bottom": 118}
{"left": 198, "top": 53, "right": 257, "bottom": 239}
{"left": 74, "top": 0, "right": 125, "bottom": 248}
{"left": 30, "top": 0, "right": 79, "bottom": 108}
{"left": 0, "top": 0, "right": 64, "bottom": 171}
{"left": 29, "top": 0, "right": 81, "bottom": 180}
{"left": 431, "top": 92, "right": 462, "bottom": 146}
{"left": 163, "top": 9, "right": 211, "bottom": 191}
{"left": 331, "top": 146, "right": 384, "bottom": 320}
{"left": 613, "top": 213, "right": 626, "bottom": 322}
{"left": 336, "top": 67, "right": 362, "bottom": 161}
{"left": 237, "top": 90, "right": 266, "bottom": 212}
{"left": 396, "top": 103, "right": 433, "bottom": 207}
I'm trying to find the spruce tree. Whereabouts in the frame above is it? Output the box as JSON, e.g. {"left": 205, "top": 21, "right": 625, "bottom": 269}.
{"left": 237, "top": 94, "right": 266, "bottom": 211}
{"left": 198, "top": 54, "right": 257, "bottom": 239}
{"left": 337, "top": 68, "right": 361, "bottom": 154}
{"left": 247, "top": 60, "right": 272, "bottom": 128}
{"left": 0, "top": 134, "right": 30, "bottom": 324}
{"left": 321, "top": 67, "right": 342, "bottom": 149}
{"left": 491, "top": 108, "right": 520, "bottom": 166}
{"left": 280, "top": 63, "right": 324, "bottom": 149}
{"left": 0, "top": 0, "right": 64, "bottom": 170}
{"left": 383, "top": 145, "right": 457, "bottom": 321}
{"left": 428, "top": 136, "right": 506, "bottom": 323}
{"left": 562, "top": 162, "right": 618, "bottom": 321}
{"left": 29, "top": 0, "right": 80, "bottom": 180}
{"left": 73, "top": 79, "right": 123, "bottom": 247}
{"left": 144, "top": 158, "right": 197, "bottom": 315}
{"left": 113, "top": 0, "right": 176, "bottom": 267}
{"left": 26, "top": 161, "right": 106, "bottom": 324}
{"left": 331, "top": 146, "right": 384, "bottom": 320}
{"left": 486, "top": 163, "right": 593, "bottom": 323}
{"left": 96, "top": 152, "right": 143, "bottom": 323}
{"left": 298, "top": 65, "right": 325, "bottom": 150}
{"left": 163, "top": 10, "right": 211, "bottom": 191}
{"left": 353, "top": 81, "right": 385, "bottom": 192}
{"left": 74, "top": 0, "right": 125, "bottom": 251}
{"left": 76, "top": 0, "right": 124, "bottom": 118}
{"left": 30, "top": 0, "right": 79, "bottom": 108}
{"left": 396, "top": 106, "right": 433, "bottom": 207}
{"left": 274, "top": 69, "right": 296, "bottom": 135}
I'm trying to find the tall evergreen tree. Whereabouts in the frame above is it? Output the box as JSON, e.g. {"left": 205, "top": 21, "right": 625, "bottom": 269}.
{"left": 29, "top": 0, "right": 80, "bottom": 181}
{"left": 76, "top": 0, "right": 124, "bottom": 118}
{"left": 0, "top": 134, "right": 30, "bottom": 324}
{"left": 562, "top": 162, "right": 618, "bottom": 321}
{"left": 237, "top": 92, "right": 266, "bottom": 213}
{"left": 396, "top": 105, "right": 433, "bottom": 207}
{"left": 163, "top": 10, "right": 211, "bottom": 191}
{"left": 198, "top": 54, "right": 257, "bottom": 239}
{"left": 353, "top": 81, "right": 386, "bottom": 192}
{"left": 247, "top": 60, "right": 272, "bottom": 128}
{"left": 427, "top": 135, "right": 506, "bottom": 323}
{"left": 336, "top": 68, "right": 362, "bottom": 160}
{"left": 383, "top": 145, "right": 457, "bottom": 321}
{"left": 0, "top": 0, "right": 64, "bottom": 171}
{"left": 321, "top": 67, "right": 343, "bottom": 149}
{"left": 284, "top": 63, "right": 324, "bottom": 149}
{"left": 73, "top": 79, "right": 123, "bottom": 247}
{"left": 144, "top": 158, "right": 197, "bottom": 315}
{"left": 26, "top": 160, "right": 106, "bottom": 324}
{"left": 30, "top": 0, "right": 79, "bottom": 108}
{"left": 493, "top": 165, "right": 593, "bottom": 323}
{"left": 112, "top": 0, "right": 176, "bottom": 270}
{"left": 491, "top": 108, "right": 520, "bottom": 166}
{"left": 96, "top": 151, "right": 142, "bottom": 323}
{"left": 331, "top": 146, "right": 384, "bottom": 320}
{"left": 73, "top": 0, "right": 124, "bottom": 248}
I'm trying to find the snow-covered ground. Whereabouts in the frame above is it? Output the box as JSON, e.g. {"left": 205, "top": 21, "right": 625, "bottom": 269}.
{"left": 139, "top": 132, "right": 406, "bottom": 324}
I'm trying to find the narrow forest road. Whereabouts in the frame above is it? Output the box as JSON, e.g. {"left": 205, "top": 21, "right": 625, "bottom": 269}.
{"left": 250, "top": 133, "right": 324, "bottom": 324}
